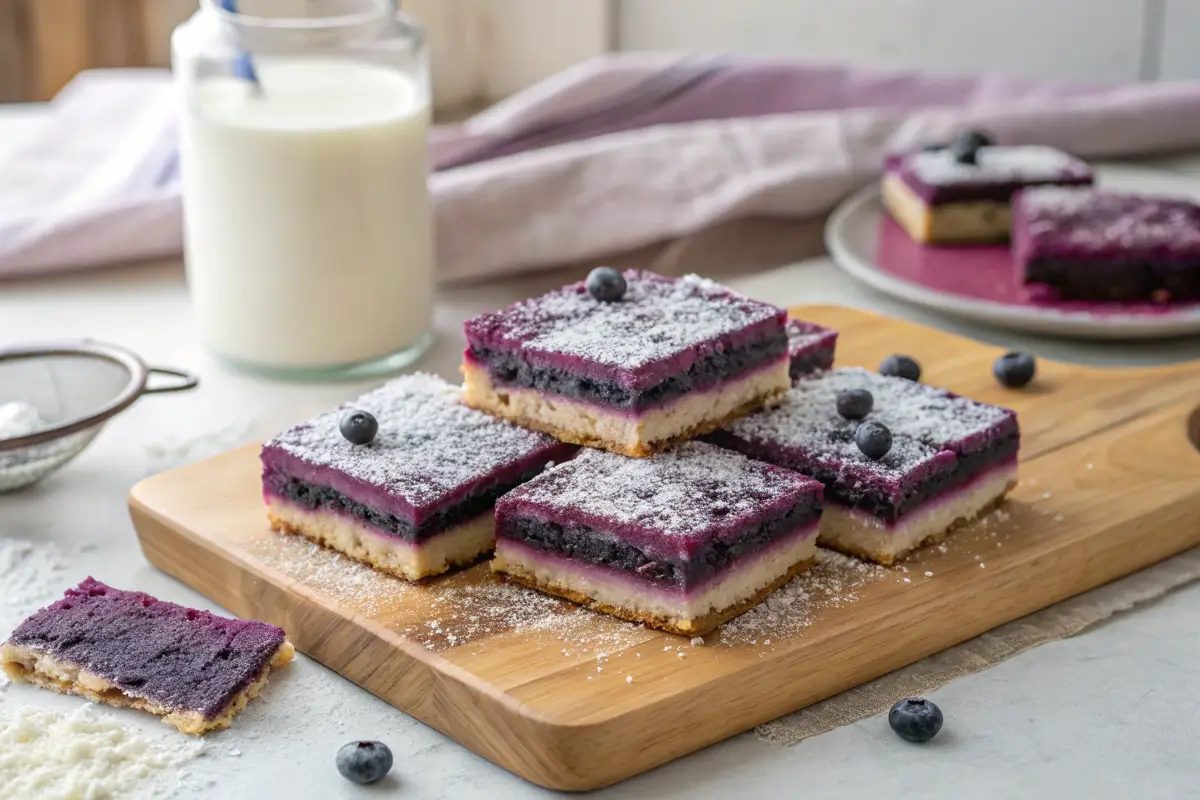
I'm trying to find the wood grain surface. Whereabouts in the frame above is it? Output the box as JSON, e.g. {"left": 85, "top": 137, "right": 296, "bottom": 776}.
{"left": 128, "top": 306, "right": 1200, "bottom": 791}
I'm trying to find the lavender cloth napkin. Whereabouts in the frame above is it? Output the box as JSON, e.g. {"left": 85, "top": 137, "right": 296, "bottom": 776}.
{"left": 5, "top": 54, "right": 1200, "bottom": 282}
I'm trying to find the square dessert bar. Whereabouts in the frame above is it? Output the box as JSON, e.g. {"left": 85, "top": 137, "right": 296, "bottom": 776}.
{"left": 462, "top": 271, "right": 790, "bottom": 457}
{"left": 786, "top": 318, "right": 837, "bottom": 380}
{"left": 1, "top": 578, "right": 293, "bottom": 735}
{"left": 262, "top": 374, "right": 574, "bottom": 581}
{"left": 709, "top": 368, "right": 1019, "bottom": 564}
{"left": 1014, "top": 186, "right": 1200, "bottom": 303}
{"left": 883, "top": 146, "right": 1093, "bottom": 244}
{"left": 491, "top": 441, "right": 823, "bottom": 636}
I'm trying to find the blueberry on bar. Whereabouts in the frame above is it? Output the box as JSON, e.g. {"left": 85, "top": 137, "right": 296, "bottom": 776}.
{"left": 785, "top": 318, "right": 838, "bottom": 380}
{"left": 261, "top": 374, "right": 575, "bottom": 581}
{"left": 491, "top": 441, "right": 823, "bottom": 636}
{"left": 461, "top": 270, "right": 791, "bottom": 458}
{"left": 0, "top": 578, "right": 293, "bottom": 735}
{"left": 882, "top": 144, "right": 1093, "bottom": 244}
{"left": 1013, "top": 186, "right": 1200, "bottom": 303}
{"left": 708, "top": 368, "right": 1019, "bottom": 565}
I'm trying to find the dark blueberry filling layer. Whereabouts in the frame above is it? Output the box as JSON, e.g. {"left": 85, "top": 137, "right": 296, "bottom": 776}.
{"left": 789, "top": 348, "right": 835, "bottom": 380}
{"left": 1025, "top": 258, "right": 1200, "bottom": 303}
{"left": 470, "top": 334, "right": 787, "bottom": 411}
{"left": 264, "top": 462, "right": 548, "bottom": 541}
{"left": 499, "top": 496, "right": 820, "bottom": 590}
{"left": 707, "top": 430, "right": 1019, "bottom": 523}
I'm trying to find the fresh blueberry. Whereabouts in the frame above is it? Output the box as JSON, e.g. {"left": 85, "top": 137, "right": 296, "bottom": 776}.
{"left": 336, "top": 740, "right": 393, "bottom": 784}
{"left": 879, "top": 354, "right": 921, "bottom": 382}
{"left": 836, "top": 389, "right": 874, "bottom": 420}
{"left": 339, "top": 410, "right": 378, "bottom": 445}
{"left": 855, "top": 421, "right": 893, "bottom": 460}
{"left": 888, "top": 697, "right": 944, "bottom": 743}
{"left": 586, "top": 267, "right": 627, "bottom": 303}
{"left": 993, "top": 351, "right": 1037, "bottom": 388}
{"left": 950, "top": 130, "right": 992, "bottom": 165}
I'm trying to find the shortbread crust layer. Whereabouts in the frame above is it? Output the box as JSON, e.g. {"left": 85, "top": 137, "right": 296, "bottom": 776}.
{"left": 818, "top": 461, "right": 1017, "bottom": 564}
{"left": 267, "top": 498, "right": 495, "bottom": 581}
{"left": 492, "top": 528, "right": 817, "bottom": 636}
{"left": 0, "top": 641, "right": 294, "bottom": 735}
{"left": 462, "top": 358, "right": 789, "bottom": 458}
{"left": 883, "top": 173, "right": 1011, "bottom": 244}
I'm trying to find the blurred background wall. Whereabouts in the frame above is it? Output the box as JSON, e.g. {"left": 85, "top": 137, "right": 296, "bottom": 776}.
{"left": 2, "top": 0, "right": 1197, "bottom": 110}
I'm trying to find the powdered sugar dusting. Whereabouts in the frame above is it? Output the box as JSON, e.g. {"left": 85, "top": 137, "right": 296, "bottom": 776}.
{"left": 264, "top": 374, "right": 565, "bottom": 512}
{"left": 718, "top": 549, "right": 888, "bottom": 645}
{"left": 909, "top": 145, "right": 1090, "bottom": 187}
{"left": 785, "top": 318, "right": 836, "bottom": 355}
{"left": 721, "top": 367, "right": 1014, "bottom": 483}
{"left": 500, "top": 441, "right": 819, "bottom": 542}
{"left": 1017, "top": 186, "right": 1200, "bottom": 252}
{"left": 465, "top": 271, "right": 783, "bottom": 374}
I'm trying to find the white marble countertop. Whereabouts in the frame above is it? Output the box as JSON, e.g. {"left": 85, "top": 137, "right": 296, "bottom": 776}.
{"left": 2, "top": 104, "right": 1199, "bottom": 799}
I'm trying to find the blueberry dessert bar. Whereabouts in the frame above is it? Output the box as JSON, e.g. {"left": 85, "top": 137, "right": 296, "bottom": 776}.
{"left": 883, "top": 133, "right": 1093, "bottom": 244}
{"left": 786, "top": 318, "right": 838, "bottom": 379}
{"left": 1014, "top": 186, "right": 1200, "bottom": 303}
{"left": 491, "top": 441, "right": 823, "bottom": 635}
{"left": 0, "top": 578, "right": 293, "bottom": 735}
{"left": 262, "top": 374, "right": 574, "bottom": 581}
{"left": 709, "top": 368, "right": 1019, "bottom": 564}
{"left": 462, "top": 270, "right": 791, "bottom": 458}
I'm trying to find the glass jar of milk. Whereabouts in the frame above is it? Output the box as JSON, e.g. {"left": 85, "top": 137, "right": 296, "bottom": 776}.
{"left": 173, "top": 1, "right": 434, "bottom": 379}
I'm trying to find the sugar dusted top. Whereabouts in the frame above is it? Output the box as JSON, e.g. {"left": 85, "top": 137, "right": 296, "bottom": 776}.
{"left": 463, "top": 270, "right": 787, "bottom": 389}
{"left": 496, "top": 441, "right": 822, "bottom": 559}
{"left": 716, "top": 368, "right": 1017, "bottom": 501}
{"left": 1014, "top": 186, "right": 1200, "bottom": 260}
{"left": 893, "top": 146, "right": 1092, "bottom": 204}
{"left": 262, "top": 374, "right": 570, "bottom": 523}
{"left": 5, "top": 578, "right": 286, "bottom": 720}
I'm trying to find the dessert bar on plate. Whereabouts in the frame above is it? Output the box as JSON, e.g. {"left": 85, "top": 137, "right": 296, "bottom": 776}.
{"left": 1, "top": 578, "right": 293, "bottom": 734}
{"left": 786, "top": 318, "right": 838, "bottom": 379}
{"left": 883, "top": 142, "right": 1093, "bottom": 244}
{"left": 491, "top": 441, "right": 823, "bottom": 636}
{"left": 1014, "top": 186, "right": 1200, "bottom": 303}
{"left": 462, "top": 270, "right": 790, "bottom": 457}
{"left": 262, "top": 374, "right": 574, "bottom": 580}
{"left": 709, "top": 368, "right": 1019, "bottom": 564}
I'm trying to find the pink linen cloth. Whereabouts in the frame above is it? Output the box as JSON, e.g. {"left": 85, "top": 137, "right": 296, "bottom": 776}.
{"left": 5, "top": 53, "right": 1200, "bottom": 282}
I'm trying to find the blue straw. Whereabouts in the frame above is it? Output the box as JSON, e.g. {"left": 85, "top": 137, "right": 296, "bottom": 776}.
{"left": 220, "top": 0, "right": 261, "bottom": 89}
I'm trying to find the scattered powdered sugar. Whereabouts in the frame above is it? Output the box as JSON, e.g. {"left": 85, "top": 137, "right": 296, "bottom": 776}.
{"left": 500, "top": 441, "right": 818, "bottom": 542}
{"left": 1017, "top": 186, "right": 1200, "bottom": 252}
{"left": 264, "top": 374, "right": 565, "bottom": 512}
{"left": 718, "top": 549, "right": 888, "bottom": 646}
{"left": 0, "top": 401, "right": 44, "bottom": 439}
{"left": 721, "top": 367, "right": 1014, "bottom": 485}
{"left": 908, "top": 145, "right": 1090, "bottom": 187}
{"left": 464, "top": 271, "right": 783, "bottom": 375}
{"left": 0, "top": 703, "right": 204, "bottom": 800}
{"left": 1, "top": 538, "right": 71, "bottom": 641}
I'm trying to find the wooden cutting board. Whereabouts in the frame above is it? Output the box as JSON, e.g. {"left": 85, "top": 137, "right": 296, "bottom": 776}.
{"left": 127, "top": 306, "right": 1200, "bottom": 791}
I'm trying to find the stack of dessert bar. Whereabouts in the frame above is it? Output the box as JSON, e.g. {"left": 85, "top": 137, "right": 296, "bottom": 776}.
{"left": 261, "top": 270, "right": 1019, "bottom": 635}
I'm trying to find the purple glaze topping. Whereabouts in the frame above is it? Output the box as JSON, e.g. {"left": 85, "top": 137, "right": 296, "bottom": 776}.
{"left": 261, "top": 374, "right": 572, "bottom": 527}
{"left": 786, "top": 318, "right": 838, "bottom": 379}
{"left": 463, "top": 270, "right": 787, "bottom": 391}
{"left": 5, "top": 578, "right": 286, "bottom": 720}
{"left": 495, "top": 441, "right": 822, "bottom": 562}
{"left": 891, "top": 146, "right": 1092, "bottom": 205}
{"left": 1014, "top": 187, "right": 1200, "bottom": 261}
{"left": 709, "top": 368, "right": 1018, "bottom": 520}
